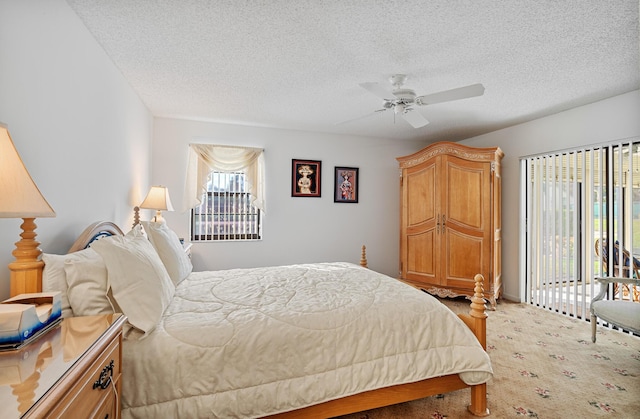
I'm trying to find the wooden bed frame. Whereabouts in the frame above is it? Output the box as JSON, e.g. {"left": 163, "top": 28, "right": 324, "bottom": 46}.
{"left": 14, "top": 221, "right": 490, "bottom": 417}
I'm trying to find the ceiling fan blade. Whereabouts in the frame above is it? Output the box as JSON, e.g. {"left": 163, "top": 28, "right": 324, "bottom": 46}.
{"left": 415, "top": 83, "right": 485, "bottom": 106}
{"left": 359, "top": 82, "right": 396, "bottom": 100}
{"left": 401, "top": 109, "right": 429, "bottom": 128}
{"left": 336, "top": 108, "right": 387, "bottom": 125}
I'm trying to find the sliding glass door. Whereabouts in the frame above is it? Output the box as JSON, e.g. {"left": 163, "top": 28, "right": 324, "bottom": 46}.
{"left": 522, "top": 138, "right": 640, "bottom": 319}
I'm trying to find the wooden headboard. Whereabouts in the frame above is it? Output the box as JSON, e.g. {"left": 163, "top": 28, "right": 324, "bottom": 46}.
{"left": 67, "top": 221, "right": 124, "bottom": 253}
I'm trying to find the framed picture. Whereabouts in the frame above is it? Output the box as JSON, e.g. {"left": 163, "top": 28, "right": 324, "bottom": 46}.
{"left": 291, "top": 159, "right": 321, "bottom": 197}
{"left": 334, "top": 166, "right": 359, "bottom": 203}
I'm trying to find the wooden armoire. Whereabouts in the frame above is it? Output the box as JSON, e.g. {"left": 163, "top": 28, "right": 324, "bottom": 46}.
{"left": 397, "top": 142, "right": 503, "bottom": 308}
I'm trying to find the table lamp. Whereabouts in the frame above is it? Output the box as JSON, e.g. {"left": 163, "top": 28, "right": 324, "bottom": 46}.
{"left": 0, "top": 124, "right": 56, "bottom": 296}
{"left": 139, "top": 186, "right": 173, "bottom": 222}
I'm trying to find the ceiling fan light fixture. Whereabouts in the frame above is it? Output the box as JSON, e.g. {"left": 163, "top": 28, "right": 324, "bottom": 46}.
{"left": 394, "top": 103, "right": 405, "bottom": 114}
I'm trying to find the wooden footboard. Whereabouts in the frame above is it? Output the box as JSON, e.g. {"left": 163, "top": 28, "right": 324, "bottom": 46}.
{"left": 266, "top": 374, "right": 470, "bottom": 418}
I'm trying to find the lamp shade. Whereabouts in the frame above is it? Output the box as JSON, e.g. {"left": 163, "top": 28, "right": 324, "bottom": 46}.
{"left": 140, "top": 186, "right": 174, "bottom": 211}
{"left": 0, "top": 124, "right": 55, "bottom": 218}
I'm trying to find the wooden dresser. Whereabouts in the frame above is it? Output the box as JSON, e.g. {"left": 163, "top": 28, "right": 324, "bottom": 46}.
{"left": 0, "top": 314, "right": 126, "bottom": 419}
{"left": 397, "top": 142, "right": 503, "bottom": 308}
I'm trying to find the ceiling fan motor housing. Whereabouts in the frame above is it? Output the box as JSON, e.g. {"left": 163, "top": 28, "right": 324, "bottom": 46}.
{"left": 391, "top": 88, "right": 414, "bottom": 98}
{"left": 356, "top": 74, "right": 483, "bottom": 128}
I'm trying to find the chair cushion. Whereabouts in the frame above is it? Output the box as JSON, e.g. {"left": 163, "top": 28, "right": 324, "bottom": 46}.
{"left": 591, "top": 300, "right": 640, "bottom": 334}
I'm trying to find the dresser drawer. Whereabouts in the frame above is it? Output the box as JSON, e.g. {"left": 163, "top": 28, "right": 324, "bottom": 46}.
{"left": 48, "top": 337, "right": 122, "bottom": 418}
{"left": 93, "top": 386, "right": 118, "bottom": 419}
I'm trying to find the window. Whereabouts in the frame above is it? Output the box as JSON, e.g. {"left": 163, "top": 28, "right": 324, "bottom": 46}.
{"left": 191, "top": 170, "right": 262, "bottom": 241}
{"left": 185, "top": 144, "right": 265, "bottom": 242}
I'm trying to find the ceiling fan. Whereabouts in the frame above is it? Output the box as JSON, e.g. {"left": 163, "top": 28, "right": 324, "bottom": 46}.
{"left": 346, "top": 74, "right": 485, "bottom": 128}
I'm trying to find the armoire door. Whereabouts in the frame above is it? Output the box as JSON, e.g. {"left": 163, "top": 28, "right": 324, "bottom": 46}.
{"left": 400, "top": 155, "right": 441, "bottom": 285}
{"left": 441, "top": 155, "right": 492, "bottom": 291}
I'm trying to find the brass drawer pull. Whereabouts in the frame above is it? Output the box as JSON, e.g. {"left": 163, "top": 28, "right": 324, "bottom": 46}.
{"left": 93, "top": 360, "right": 114, "bottom": 390}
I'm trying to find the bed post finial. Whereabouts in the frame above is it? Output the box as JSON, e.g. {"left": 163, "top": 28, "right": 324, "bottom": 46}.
{"left": 469, "top": 274, "right": 488, "bottom": 348}
{"left": 360, "top": 245, "right": 368, "bottom": 268}
{"left": 133, "top": 206, "right": 140, "bottom": 228}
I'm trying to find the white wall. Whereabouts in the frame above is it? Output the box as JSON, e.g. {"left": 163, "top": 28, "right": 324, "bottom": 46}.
{"left": 152, "top": 118, "right": 425, "bottom": 278}
{"left": 461, "top": 90, "right": 640, "bottom": 301}
{"left": 0, "top": 0, "right": 153, "bottom": 299}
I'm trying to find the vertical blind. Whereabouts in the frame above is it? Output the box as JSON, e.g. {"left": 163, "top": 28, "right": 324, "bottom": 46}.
{"left": 522, "top": 138, "right": 640, "bottom": 320}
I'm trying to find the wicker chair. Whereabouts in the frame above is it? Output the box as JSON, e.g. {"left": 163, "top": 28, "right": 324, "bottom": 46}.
{"left": 594, "top": 238, "right": 640, "bottom": 302}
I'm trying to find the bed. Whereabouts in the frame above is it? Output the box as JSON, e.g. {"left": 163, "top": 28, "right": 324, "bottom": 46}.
{"left": 25, "top": 220, "right": 493, "bottom": 418}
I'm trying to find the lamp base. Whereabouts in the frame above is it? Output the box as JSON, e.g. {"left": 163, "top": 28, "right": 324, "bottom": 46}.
{"left": 8, "top": 218, "right": 44, "bottom": 296}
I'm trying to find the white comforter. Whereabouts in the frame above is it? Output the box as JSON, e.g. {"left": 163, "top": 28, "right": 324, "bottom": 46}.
{"left": 121, "top": 262, "right": 492, "bottom": 418}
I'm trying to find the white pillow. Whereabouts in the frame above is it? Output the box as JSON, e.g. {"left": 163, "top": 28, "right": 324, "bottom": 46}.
{"left": 42, "top": 253, "right": 74, "bottom": 317}
{"left": 63, "top": 248, "right": 112, "bottom": 316}
{"left": 142, "top": 220, "right": 193, "bottom": 285}
{"left": 91, "top": 227, "right": 175, "bottom": 335}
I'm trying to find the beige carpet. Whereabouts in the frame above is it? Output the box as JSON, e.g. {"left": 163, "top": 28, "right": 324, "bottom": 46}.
{"left": 335, "top": 298, "right": 640, "bottom": 419}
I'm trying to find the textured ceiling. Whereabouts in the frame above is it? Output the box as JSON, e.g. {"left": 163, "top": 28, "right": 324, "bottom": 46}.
{"left": 65, "top": 0, "right": 639, "bottom": 142}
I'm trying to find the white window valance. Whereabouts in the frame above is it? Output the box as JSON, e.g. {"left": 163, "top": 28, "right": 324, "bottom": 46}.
{"left": 184, "top": 144, "right": 265, "bottom": 212}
